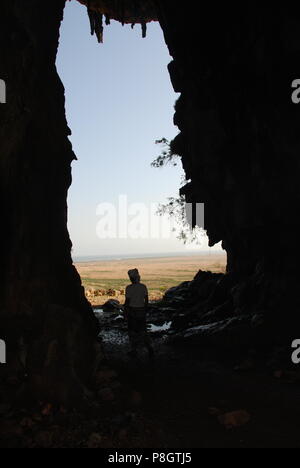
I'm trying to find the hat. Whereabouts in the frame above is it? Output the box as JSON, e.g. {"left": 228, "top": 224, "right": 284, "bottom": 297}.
{"left": 128, "top": 268, "right": 140, "bottom": 282}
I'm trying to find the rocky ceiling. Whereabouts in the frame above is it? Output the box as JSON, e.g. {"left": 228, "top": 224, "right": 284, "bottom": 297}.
{"left": 76, "top": 0, "right": 158, "bottom": 42}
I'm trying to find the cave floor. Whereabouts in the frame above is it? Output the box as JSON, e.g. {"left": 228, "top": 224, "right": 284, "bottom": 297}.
{"left": 1, "top": 312, "right": 300, "bottom": 448}
{"left": 100, "top": 315, "right": 300, "bottom": 448}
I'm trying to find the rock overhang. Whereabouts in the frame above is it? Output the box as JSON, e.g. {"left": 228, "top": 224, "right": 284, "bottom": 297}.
{"left": 76, "top": 0, "right": 158, "bottom": 42}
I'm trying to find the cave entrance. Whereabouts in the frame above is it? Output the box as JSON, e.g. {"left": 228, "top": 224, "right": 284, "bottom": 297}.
{"left": 56, "top": 0, "right": 226, "bottom": 307}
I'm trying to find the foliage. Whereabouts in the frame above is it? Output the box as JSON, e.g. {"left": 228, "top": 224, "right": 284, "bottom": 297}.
{"left": 152, "top": 138, "right": 206, "bottom": 244}
{"left": 151, "top": 138, "right": 180, "bottom": 168}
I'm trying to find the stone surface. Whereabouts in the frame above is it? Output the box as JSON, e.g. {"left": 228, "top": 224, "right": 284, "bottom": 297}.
{"left": 0, "top": 1, "right": 299, "bottom": 406}
{"left": 157, "top": 3, "right": 300, "bottom": 338}
{"left": 0, "top": 1, "right": 102, "bottom": 404}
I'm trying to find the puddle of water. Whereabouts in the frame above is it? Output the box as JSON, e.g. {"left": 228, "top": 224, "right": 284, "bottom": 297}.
{"left": 148, "top": 322, "right": 172, "bottom": 333}
{"left": 94, "top": 308, "right": 104, "bottom": 317}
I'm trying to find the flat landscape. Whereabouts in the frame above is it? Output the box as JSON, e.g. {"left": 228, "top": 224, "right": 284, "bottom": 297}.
{"left": 75, "top": 252, "right": 227, "bottom": 305}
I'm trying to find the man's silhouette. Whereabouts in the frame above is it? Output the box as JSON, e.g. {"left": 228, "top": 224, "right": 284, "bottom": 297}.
{"left": 124, "top": 268, "right": 154, "bottom": 358}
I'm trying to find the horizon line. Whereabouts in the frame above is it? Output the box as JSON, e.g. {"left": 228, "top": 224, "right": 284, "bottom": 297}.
{"left": 73, "top": 249, "right": 226, "bottom": 263}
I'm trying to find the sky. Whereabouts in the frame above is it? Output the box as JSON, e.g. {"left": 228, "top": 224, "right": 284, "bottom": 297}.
{"left": 56, "top": 0, "right": 222, "bottom": 258}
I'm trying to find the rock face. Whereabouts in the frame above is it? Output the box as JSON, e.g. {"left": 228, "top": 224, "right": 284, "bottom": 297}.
{"left": 78, "top": 0, "right": 157, "bottom": 42}
{"left": 158, "top": 271, "right": 265, "bottom": 349}
{"left": 0, "top": 1, "right": 101, "bottom": 403}
{"left": 78, "top": 0, "right": 157, "bottom": 23}
{"left": 0, "top": 1, "right": 299, "bottom": 403}
{"left": 157, "top": 4, "right": 300, "bottom": 334}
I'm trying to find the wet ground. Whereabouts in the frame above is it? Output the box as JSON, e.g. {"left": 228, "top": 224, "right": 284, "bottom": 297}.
{"left": 96, "top": 307, "right": 300, "bottom": 448}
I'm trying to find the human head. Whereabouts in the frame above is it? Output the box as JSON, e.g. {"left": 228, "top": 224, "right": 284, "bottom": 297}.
{"left": 128, "top": 268, "right": 140, "bottom": 284}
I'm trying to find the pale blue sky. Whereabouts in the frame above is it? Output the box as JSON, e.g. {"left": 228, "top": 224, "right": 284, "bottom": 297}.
{"left": 56, "top": 1, "right": 218, "bottom": 257}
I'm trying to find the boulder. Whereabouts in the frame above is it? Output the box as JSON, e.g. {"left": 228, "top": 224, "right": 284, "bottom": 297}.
{"left": 102, "top": 299, "right": 122, "bottom": 312}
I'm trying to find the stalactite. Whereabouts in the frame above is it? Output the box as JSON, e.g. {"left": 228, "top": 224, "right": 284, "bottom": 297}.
{"left": 87, "top": 5, "right": 104, "bottom": 43}
{"left": 87, "top": 2, "right": 95, "bottom": 36}
{"left": 94, "top": 12, "right": 104, "bottom": 43}
{"left": 85, "top": 0, "right": 153, "bottom": 43}
{"left": 141, "top": 20, "right": 147, "bottom": 38}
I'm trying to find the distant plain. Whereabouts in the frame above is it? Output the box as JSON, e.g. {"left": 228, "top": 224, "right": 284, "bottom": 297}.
{"left": 75, "top": 253, "right": 227, "bottom": 304}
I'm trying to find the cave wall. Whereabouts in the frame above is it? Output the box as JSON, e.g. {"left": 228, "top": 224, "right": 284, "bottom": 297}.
{"left": 0, "top": 0, "right": 100, "bottom": 402}
{"left": 156, "top": 3, "right": 300, "bottom": 323}
{"left": 1, "top": 1, "right": 300, "bottom": 401}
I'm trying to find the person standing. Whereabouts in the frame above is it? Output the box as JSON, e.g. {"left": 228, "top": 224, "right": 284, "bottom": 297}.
{"left": 124, "top": 268, "right": 154, "bottom": 358}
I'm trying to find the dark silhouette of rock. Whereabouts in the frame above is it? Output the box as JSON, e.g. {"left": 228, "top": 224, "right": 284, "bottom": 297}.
{"left": 0, "top": 0, "right": 299, "bottom": 406}
{"left": 102, "top": 299, "right": 122, "bottom": 312}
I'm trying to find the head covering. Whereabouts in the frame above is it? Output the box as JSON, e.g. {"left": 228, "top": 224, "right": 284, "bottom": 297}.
{"left": 128, "top": 268, "right": 140, "bottom": 283}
